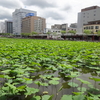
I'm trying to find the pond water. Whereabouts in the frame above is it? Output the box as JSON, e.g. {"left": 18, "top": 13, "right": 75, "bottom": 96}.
{"left": 0, "top": 67, "right": 100, "bottom": 100}
{"left": 27, "top": 67, "right": 100, "bottom": 100}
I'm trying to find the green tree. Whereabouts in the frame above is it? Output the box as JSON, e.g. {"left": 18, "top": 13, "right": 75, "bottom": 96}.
{"left": 47, "top": 32, "right": 51, "bottom": 35}
{"left": 31, "top": 31, "right": 38, "bottom": 35}
{"left": 52, "top": 32, "right": 57, "bottom": 36}
{"left": 61, "top": 30, "right": 66, "bottom": 34}
{"left": 0, "top": 33, "right": 10, "bottom": 37}
{"left": 83, "top": 30, "right": 91, "bottom": 35}
{"left": 68, "top": 30, "right": 76, "bottom": 34}
{"left": 97, "top": 30, "right": 100, "bottom": 36}
{"left": 21, "top": 33, "right": 30, "bottom": 37}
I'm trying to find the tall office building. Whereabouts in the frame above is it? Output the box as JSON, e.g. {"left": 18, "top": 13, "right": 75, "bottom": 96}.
{"left": 22, "top": 16, "right": 46, "bottom": 34}
{"left": 5, "top": 20, "right": 13, "bottom": 34}
{"left": 12, "top": 8, "right": 37, "bottom": 35}
{"left": 77, "top": 6, "right": 100, "bottom": 34}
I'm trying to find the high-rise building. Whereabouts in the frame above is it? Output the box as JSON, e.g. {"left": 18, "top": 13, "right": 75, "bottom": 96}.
{"left": 12, "top": 8, "right": 37, "bottom": 35}
{"left": 22, "top": 16, "right": 46, "bottom": 34}
{"left": 77, "top": 6, "right": 100, "bottom": 34}
{"left": 5, "top": 20, "right": 13, "bottom": 34}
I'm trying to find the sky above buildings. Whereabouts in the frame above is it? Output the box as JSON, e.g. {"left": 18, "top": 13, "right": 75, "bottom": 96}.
{"left": 0, "top": 0, "right": 100, "bottom": 28}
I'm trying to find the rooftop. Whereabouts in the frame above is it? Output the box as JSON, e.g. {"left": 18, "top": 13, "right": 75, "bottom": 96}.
{"left": 81, "top": 6, "right": 100, "bottom": 12}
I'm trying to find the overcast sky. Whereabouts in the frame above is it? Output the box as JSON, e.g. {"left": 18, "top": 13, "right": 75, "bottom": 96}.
{"left": 0, "top": 0, "right": 100, "bottom": 28}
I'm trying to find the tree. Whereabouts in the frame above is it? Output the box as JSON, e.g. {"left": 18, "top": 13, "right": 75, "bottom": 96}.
{"left": 83, "top": 30, "right": 91, "bottom": 35}
{"left": 97, "top": 30, "right": 100, "bottom": 36}
{"left": 31, "top": 31, "right": 38, "bottom": 35}
{"left": 21, "top": 33, "right": 30, "bottom": 37}
{"left": 61, "top": 30, "right": 66, "bottom": 34}
{"left": 68, "top": 30, "right": 76, "bottom": 34}
{"left": 83, "top": 30, "right": 93, "bottom": 41}
{"left": 47, "top": 32, "right": 51, "bottom": 35}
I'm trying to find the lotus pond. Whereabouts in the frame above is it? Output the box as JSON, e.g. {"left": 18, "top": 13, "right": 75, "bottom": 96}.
{"left": 0, "top": 38, "right": 100, "bottom": 100}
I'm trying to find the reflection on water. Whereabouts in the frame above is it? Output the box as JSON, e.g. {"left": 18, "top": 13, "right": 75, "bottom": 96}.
{"left": 0, "top": 67, "right": 100, "bottom": 100}
{"left": 28, "top": 67, "right": 100, "bottom": 100}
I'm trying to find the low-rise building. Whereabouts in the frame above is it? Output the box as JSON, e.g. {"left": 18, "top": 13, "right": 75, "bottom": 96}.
{"left": 70, "top": 23, "right": 77, "bottom": 28}
{"left": 0, "top": 22, "right": 5, "bottom": 33}
{"left": 77, "top": 6, "right": 100, "bottom": 34}
{"left": 83, "top": 20, "right": 100, "bottom": 33}
{"left": 51, "top": 23, "right": 68, "bottom": 31}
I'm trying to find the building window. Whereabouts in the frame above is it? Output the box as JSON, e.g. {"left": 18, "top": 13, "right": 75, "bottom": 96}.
{"left": 91, "top": 26, "right": 93, "bottom": 29}
{"left": 95, "top": 26, "right": 99, "bottom": 29}
{"left": 94, "top": 14, "right": 96, "bottom": 16}
{"left": 86, "top": 27, "right": 88, "bottom": 29}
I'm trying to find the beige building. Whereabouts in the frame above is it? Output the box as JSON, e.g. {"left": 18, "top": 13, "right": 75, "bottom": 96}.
{"left": 83, "top": 23, "right": 100, "bottom": 33}
{"left": 22, "top": 16, "right": 46, "bottom": 34}
{"left": 51, "top": 24, "right": 61, "bottom": 29}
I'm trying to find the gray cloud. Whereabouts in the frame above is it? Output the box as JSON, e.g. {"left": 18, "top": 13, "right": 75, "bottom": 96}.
{"left": 0, "top": 0, "right": 22, "bottom": 9}
{"left": 22, "top": 0, "right": 56, "bottom": 8}
{"left": 62, "top": 5, "right": 72, "bottom": 11}
{"left": 45, "top": 11, "right": 64, "bottom": 20}
{"left": 0, "top": 11, "right": 12, "bottom": 20}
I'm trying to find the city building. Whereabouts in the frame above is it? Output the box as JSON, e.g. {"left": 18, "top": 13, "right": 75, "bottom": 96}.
{"left": 77, "top": 6, "right": 100, "bottom": 34}
{"left": 12, "top": 8, "right": 37, "bottom": 35}
{"left": 51, "top": 23, "right": 68, "bottom": 31}
{"left": 51, "top": 24, "right": 61, "bottom": 29}
{"left": 22, "top": 16, "right": 46, "bottom": 34}
{"left": 70, "top": 23, "right": 77, "bottom": 28}
{"left": 67, "top": 27, "right": 77, "bottom": 32}
{"left": 5, "top": 20, "right": 13, "bottom": 34}
{"left": 0, "top": 22, "right": 5, "bottom": 33}
{"left": 61, "top": 24, "right": 68, "bottom": 31}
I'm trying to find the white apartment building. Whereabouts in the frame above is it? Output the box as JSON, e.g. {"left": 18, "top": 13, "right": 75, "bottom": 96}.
{"left": 0, "top": 22, "right": 5, "bottom": 33}
{"left": 12, "top": 8, "right": 37, "bottom": 35}
{"left": 77, "top": 6, "right": 100, "bottom": 34}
